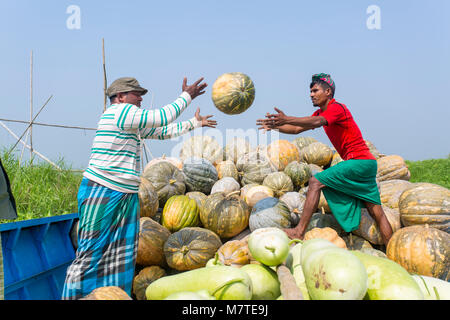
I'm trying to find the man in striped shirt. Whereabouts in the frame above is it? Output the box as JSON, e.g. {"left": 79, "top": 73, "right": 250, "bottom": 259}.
{"left": 62, "top": 77, "right": 215, "bottom": 299}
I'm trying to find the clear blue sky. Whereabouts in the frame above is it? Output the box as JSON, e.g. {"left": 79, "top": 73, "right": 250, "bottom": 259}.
{"left": 0, "top": 0, "right": 449, "bottom": 169}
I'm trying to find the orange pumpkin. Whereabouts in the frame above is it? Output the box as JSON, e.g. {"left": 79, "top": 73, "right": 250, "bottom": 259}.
{"left": 132, "top": 266, "right": 166, "bottom": 300}
{"left": 376, "top": 155, "right": 410, "bottom": 182}
{"left": 379, "top": 179, "right": 412, "bottom": 209}
{"left": 304, "top": 227, "right": 347, "bottom": 249}
{"left": 138, "top": 177, "right": 159, "bottom": 219}
{"left": 398, "top": 182, "right": 450, "bottom": 232}
{"left": 299, "top": 142, "right": 333, "bottom": 167}
{"left": 386, "top": 225, "right": 449, "bottom": 281}
{"left": 216, "top": 240, "right": 250, "bottom": 267}
{"left": 136, "top": 217, "right": 171, "bottom": 267}
{"left": 266, "top": 139, "right": 300, "bottom": 171}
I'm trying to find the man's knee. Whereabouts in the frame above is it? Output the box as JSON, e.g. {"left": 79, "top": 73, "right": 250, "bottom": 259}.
{"left": 308, "top": 176, "right": 325, "bottom": 191}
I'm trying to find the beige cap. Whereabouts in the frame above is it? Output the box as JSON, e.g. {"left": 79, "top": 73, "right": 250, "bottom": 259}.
{"left": 106, "top": 77, "right": 148, "bottom": 97}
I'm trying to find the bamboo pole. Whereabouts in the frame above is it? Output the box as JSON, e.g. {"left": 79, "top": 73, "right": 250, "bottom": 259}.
{"left": 102, "top": 38, "right": 107, "bottom": 112}
{"left": 0, "top": 118, "right": 96, "bottom": 131}
{"left": 29, "top": 50, "right": 33, "bottom": 164}
{"left": 0, "top": 121, "right": 62, "bottom": 170}
{"left": 7, "top": 95, "right": 53, "bottom": 154}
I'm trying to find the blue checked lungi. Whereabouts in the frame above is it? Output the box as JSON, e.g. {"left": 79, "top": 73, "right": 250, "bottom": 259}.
{"left": 61, "top": 178, "right": 140, "bottom": 300}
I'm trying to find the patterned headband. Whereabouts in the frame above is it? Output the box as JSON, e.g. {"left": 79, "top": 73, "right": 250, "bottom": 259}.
{"left": 312, "top": 73, "right": 335, "bottom": 91}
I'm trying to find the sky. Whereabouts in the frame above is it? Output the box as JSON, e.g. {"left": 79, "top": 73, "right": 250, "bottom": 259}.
{"left": 0, "top": 0, "right": 449, "bottom": 170}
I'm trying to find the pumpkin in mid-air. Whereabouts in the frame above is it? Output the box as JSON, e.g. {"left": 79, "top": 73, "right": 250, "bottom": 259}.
{"left": 211, "top": 72, "right": 255, "bottom": 115}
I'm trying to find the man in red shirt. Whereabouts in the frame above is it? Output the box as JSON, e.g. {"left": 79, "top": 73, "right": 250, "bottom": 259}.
{"left": 256, "top": 73, "right": 393, "bottom": 245}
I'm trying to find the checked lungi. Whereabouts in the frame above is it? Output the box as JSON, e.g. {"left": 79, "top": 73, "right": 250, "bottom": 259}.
{"left": 314, "top": 159, "right": 381, "bottom": 233}
{"left": 61, "top": 178, "right": 140, "bottom": 300}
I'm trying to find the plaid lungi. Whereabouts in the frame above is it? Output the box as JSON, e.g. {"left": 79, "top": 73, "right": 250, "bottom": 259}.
{"left": 0, "top": 235, "right": 4, "bottom": 300}
{"left": 61, "top": 178, "right": 140, "bottom": 300}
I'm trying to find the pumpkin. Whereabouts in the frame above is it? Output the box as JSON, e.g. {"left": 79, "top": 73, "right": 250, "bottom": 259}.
{"left": 138, "top": 177, "right": 159, "bottom": 220}
{"left": 292, "top": 136, "right": 318, "bottom": 152}
{"left": 352, "top": 206, "right": 401, "bottom": 245}
{"left": 398, "top": 183, "right": 450, "bottom": 232}
{"left": 249, "top": 197, "right": 295, "bottom": 231}
{"left": 379, "top": 179, "right": 413, "bottom": 209}
{"left": 144, "top": 154, "right": 183, "bottom": 171}
{"left": 342, "top": 234, "right": 373, "bottom": 250}
{"left": 244, "top": 185, "right": 274, "bottom": 208}
{"left": 179, "top": 135, "right": 223, "bottom": 165}
{"left": 299, "top": 142, "right": 333, "bottom": 167}
{"left": 200, "top": 191, "right": 250, "bottom": 239}
{"left": 211, "top": 72, "right": 255, "bottom": 115}
{"left": 185, "top": 191, "right": 208, "bottom": 208}
{"left": 164, "top": 227, "right": 222, "bottom": 271}
{"left": 183, "top": 157, "right": 218, "bottom": 194}
{"left": 262, "top": 172, "right": 294, "bottom": 198}
{"left": 216, "top": 240, "right": 250, "bottom": 267}
{"left": 376, "top": 155, "right": 411, "bottom": 182}
{"left": 211, "top": 177, "right": 241, "bottom": 195}
{"left": 279, "top": 192, "right": 305, "bottom": 215}
{"left": 284, "top": 161, "right": 311, "bottom": 190}
{"left": 215, "top": 160, "right": 239, "bottom": 180}
{"left": 161, "top": 195, "right": 201, "bottom": 232}
{"left": 136, "top": 217, "right": 171, "bottom": 267}
{"left": 240, "top": 183, "right": 259, "bottom": 201}
{"left": 132, "top": 266, "right": 166, "bottom": 300}
{"left": 365, "top": 140, "right": 381, "bottom": 159}
{"left": 236, "top": 153, "right": 276, "bottom": 186}
{"left": 303, "top": 227, "right": 347, "bottom": 249}
{"left": 223, "top": 137, "right": 252, "bottom": 163}
{"left": 142, "top": 162, "right": 186, "bottom": 208}
{"left": 266, "top": 139, "right": 300, "bottom": 171}
{"left": 386, "top": 225, "right": 449, "bottom": 281}
{"left": 305, "top": 212, "right": 346, "bottom": 236}
{"left": 330, "top": 152, "right": 343, "bottom": 167}
{"left": 81, "top": 286, "right": 132, "bottom": 300}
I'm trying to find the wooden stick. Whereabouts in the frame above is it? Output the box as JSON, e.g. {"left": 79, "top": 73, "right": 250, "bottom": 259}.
{"left": 102, "top": 38, "right": 107, "bottom": 112}
{"left": 30, "top": 50, "right": 33, "bottom": 164}
{"left": 276, "top": 265, "right": 304, "bottom": 300}
{"left": 7, "top": 95, "right": 53, "bottom": 154}
{"left": 0, "top": 118, "right": 96, "bottom": 131}
{"left": 0, "top": 121, "right": 62, "bottom": 170}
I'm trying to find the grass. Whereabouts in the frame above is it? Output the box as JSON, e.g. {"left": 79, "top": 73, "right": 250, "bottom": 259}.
{"left": 0, "top": 149, "right": 83, "bottom": 223}
{"left": 405, "top": 157, "right": 450, "bottom": 189}
{"left": 0, "top": 147, "right": 448, "bottom": 223}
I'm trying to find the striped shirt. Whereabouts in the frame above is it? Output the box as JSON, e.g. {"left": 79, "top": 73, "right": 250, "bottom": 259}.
{"left": 83, "top": 91, "right": 201, "bottom": 193}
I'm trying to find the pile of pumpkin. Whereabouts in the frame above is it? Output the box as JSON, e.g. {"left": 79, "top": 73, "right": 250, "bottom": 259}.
{"left": 80, "top": 135, "right": 450, "bottom": 300}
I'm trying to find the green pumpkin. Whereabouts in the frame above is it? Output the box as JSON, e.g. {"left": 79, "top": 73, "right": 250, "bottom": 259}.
{"left": 138, "top": 177, "right": 159, "bottom": 220}
{"left": 185, "top": 191, "right": 208, "bottom": 208}
{"left": 236, "top": 151, "right": 275, "bottom": 186}
{"left": 142, "top": 162, "right": 186, "bottom": 208}
{"left": 249, "top": 197, "right": 295, "bottom": 231}
{"left": 163, "top": 227, "right": 222, "bottom": 271}
{"left": 132, "top": 266, "right": 166, "bottom": 300}
{"left": 262, "top": 172, "right": 294, "bottom": 198}
{"left": 215, "top": 160, "right": 239, "bottom": 181}
{"left": 284, "top": 161, "right": 312, "bottom": 190}
{"left": 305, "top": 212, "right": 346, "bottom": 236}
{"left": 210, "top": 177, "right": 241, "bottom": 195}
{"left": 279, "top": 192, "right": 305, "bottom": 215}
{"left": 299, "top": 142, "right": 333, "bottom": 167}
{"left": 183, "top": 157, "right": 218, "bottom": 194}
{"left": 292, "top": 136, "right": 318, "bottom": 152}
{"left": 211, "top": 72, "right": 255, "bottom": 115}
{"left": 161, "top": 195, "right": 201, "bottom": 232}
{"left": 200, "top": 191, "right": 250, "bottom": 239}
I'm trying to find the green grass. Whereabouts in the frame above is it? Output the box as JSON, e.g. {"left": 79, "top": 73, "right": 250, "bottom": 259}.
{"left": 405, "top": 157, "right": 450, "bottom": 189}
{"left": 0, "top": 149, "right": 83, "bottom": 223}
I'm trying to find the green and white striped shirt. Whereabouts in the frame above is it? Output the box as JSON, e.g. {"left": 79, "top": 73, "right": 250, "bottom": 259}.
{"left": 84, "top": 92, "right": 200, "bottom": 193}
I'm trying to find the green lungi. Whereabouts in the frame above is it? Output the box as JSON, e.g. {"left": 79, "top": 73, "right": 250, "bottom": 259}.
{"left": 314, "top": 159, "right": 381, "bottom": 232}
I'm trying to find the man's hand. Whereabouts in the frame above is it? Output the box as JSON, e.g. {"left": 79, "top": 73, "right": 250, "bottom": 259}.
{"left": 256, "top": 113, "right": 277, "bottom": 132}
{"left": 266, "top": 107, "right": 289, "bottom": 126}
{"left": 195, "top": 108, "right": 217, "bottom": 128}
{"left": 183, "top": 77, "right": 208, "bottom": 100}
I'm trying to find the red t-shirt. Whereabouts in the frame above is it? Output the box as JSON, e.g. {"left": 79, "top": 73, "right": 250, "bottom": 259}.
{"left": 311, "top": 99, "right": 375, "bottom": 161}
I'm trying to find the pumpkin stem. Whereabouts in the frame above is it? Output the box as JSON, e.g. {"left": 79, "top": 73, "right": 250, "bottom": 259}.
{"left": 180, "top": 245, "right": 189, "bottom": 255}
{"left": 169, "top": 179, "right": 177, "bottom": 184}
{"left": 265, "top": 246, "right": 276, "bottom": 253}
{"left": 226, "top": 190, "right": 241, "bottom": 198}
{"left": 288, "top": 239, "right": 303, "bottom": 245}
{"left": 321, "top": 207, "right": 325, "bottom": 215}
{"left": 211, "top": 278, "right": 246, "bottom": 297}
{"left": 214, "top": 252, "right": 219, "bottom": 265}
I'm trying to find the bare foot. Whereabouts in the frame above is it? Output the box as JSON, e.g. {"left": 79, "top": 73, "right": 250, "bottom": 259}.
{"left": 283, "top": 228, "right": 304, "bottom": 240}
